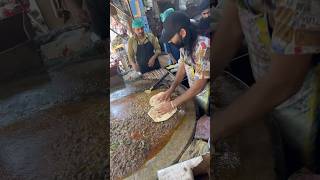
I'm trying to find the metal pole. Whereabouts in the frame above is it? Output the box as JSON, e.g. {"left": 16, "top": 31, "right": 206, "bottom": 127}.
{"left": 110, "top": 28, "right": 121, "bottom": 37}
{"left": 125, "top": 0, "right": 134, "bottom": 18}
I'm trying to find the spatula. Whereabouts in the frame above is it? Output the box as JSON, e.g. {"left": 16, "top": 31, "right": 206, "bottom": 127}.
{"left": 145, "top": 72, "right": 169, "bottom": 94}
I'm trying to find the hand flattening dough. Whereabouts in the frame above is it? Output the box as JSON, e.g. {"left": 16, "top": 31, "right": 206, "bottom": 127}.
{"left": 149, "top": 92, "right": 165, "bottom": 107}
{"left": 148, "top": 106, "right": 177, "bottom": 122}
{"left": 148, "top": 92, "right": 177, "bottom": 122}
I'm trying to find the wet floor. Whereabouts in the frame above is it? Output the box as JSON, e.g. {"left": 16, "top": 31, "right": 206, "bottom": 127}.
{"left": 0, "top": 58, "right": 107, "bottom": 179}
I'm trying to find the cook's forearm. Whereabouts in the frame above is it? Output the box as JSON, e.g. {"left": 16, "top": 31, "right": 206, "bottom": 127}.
{"left": 213, "top": 53, "right": 312, "bottom": 142}
{"left": 169, "top": 64, "right": 186, "bottom": 92}
{"left": 150, "top": 54, "right": 159, "bottom": 61}
{"left": 212, "top": 76, "right": 303, "bottom": 142}
{"left": 153, "top": 37, "right": 162, "bottom": 57}
{"left": 173, "top": 79, "right": 208, "bottom": 107}
{"left": 212, "top": 0, "right": 243, "bottom": 80}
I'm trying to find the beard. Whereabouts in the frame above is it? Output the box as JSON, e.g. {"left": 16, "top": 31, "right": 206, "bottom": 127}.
{"left": 136, "top": 31, "right": 145, "bottom": 38}
{"left": 181, "top": 26, "right": 198, "bottom": 56}
{"left": 199, "top": 17, "right": 210, "bottom": 29}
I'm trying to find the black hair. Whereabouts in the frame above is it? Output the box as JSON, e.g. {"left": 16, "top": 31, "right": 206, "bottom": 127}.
{"left": 182, "top": 24, "right": 198, "bottom": 59}
{"left": 264, "top": 0, "right": 275, "bottom": 9}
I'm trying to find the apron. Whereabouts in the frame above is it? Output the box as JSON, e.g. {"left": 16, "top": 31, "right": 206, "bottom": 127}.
{"left": 136, "top": 38, "right": 160, "bottom": 74}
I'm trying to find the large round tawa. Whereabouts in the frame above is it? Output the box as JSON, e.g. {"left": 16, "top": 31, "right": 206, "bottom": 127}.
{"left": 110, "top": 79, "right": 196, "bottom": 180}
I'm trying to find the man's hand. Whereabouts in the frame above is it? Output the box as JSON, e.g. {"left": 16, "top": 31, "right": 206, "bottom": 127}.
{"left": 148, "top": 57, "right": 156, "bottom": 67}
{"left": 157, "top": 89, "right": 173, "bottom": 102}
{"left": 155, "top": 101, "right": 175, "bottom": 115}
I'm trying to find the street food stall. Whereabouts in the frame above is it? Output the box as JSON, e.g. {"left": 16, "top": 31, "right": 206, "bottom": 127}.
{"left": 109, "top": 0, "right": 277, "bottom": 179}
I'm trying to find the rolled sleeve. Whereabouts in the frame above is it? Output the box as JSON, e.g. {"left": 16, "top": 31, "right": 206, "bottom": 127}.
{"left": 195, "top": 40, "right": 210, "bottom": 80}
{"left": 127, "top": 37, "right": 135, "bottom": 63}
{"left": 149, "top": 34, "right": 162, "bottom": 55}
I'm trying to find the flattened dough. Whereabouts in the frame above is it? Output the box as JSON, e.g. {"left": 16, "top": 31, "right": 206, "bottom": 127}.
{"left": 149, "top": 92, "right": 165, "bottom": 107}
{"left": 148, "top": 106, "right": 177, "bottom": 122}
